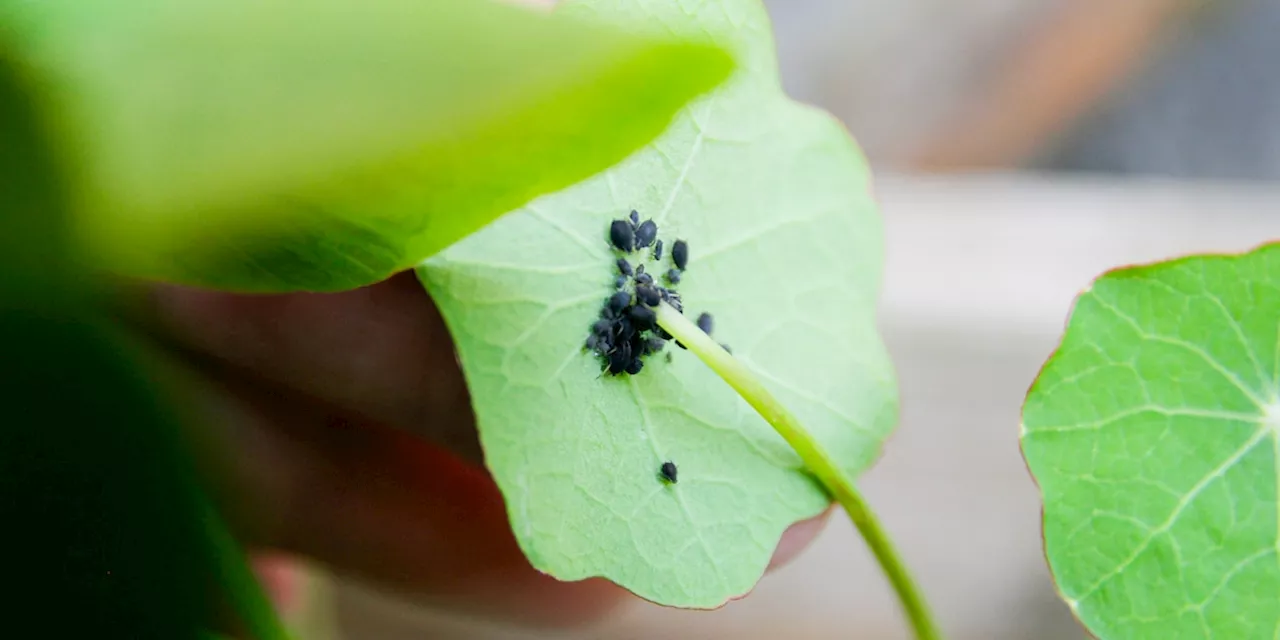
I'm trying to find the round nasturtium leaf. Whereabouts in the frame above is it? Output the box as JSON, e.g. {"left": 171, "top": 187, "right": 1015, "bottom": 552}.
{"left": 1022, "top": 243, "right": 1280, "bottom": 638}
{"left": 418, "top": 0, "right": 896, "bottom": 608}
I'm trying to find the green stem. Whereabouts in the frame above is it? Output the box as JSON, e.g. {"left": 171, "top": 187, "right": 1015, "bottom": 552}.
{"left": 202, "top": 500, "right": 293, "bottom": 640}
{"left": 655, "top": 302, "right": 941, "bottom": 640}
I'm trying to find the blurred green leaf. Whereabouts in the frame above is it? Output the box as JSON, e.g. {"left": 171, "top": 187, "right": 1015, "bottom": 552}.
{"left": 1022, "top": 244, "right": 1280, "bottom": 638}
{"left": 0, "top": 0, "right": 732, "bottom": 291}
{"left": 0, "top": 54, "right": 283, "bottom": 640}
{"left": 419, "top": 0, "right": 894, "bottom": 607}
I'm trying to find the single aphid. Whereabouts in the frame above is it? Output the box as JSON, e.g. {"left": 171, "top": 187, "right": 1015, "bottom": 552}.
{"left": 635, "top": 285, "right": 661, "bottom": 307}
{"left": 610, "top": 219, "right": 635, "bottom": 252}
{"left": 608, "top": 291, "right": 631, "bottom": 314}
{"left": 625, "top": 358, "right": 644, "bottom": 375}
{"left": 628, "top": 305, "right": 657, "bottom": 331}
{"left": 666, "top": 268, "right": 682, "bottom": 284}
{"left": 585, "top": 333, "right": 600, "bottom": 351}
{"left": 645, "top": 336, "right": 666, "bottom": 355}
{"left": 617, "top": 257, "right": 633, "bottom": 276}
{"left": 635, "top": 272, "right": 653, "bottom": 286}
{"left": 614, "top": 275, "right": 627, "bottom": 289}
{"left": 659, "top": 461, "right": 678, "bottom": 484}
{"left": 608, "top": 340, "right": 632, "bottom": 374}
{"left": 629, "top": 209, "right": 640, "bottom": 228}
{"left": 635, "top": 263, "right": 645, "bottom": 276}
{"left": 696, "top": 312, "right": 713, "bottom": 335}
{"left": 616, "top": 315, "right": 636, "bottom": 341}
{"left": 671, "top": 239, "right": 689, "bottom": 270}
{"left": 665, "top": 351, "right": 674, "bottom": 363}
{"left": 653, "top": 239, "right": 664, "bottom": 261}
{"left": 592, "top": 318, "right": 613, "bottom": 334}
{"left": 634, "top": 220, "right": 658, "bottom": 249}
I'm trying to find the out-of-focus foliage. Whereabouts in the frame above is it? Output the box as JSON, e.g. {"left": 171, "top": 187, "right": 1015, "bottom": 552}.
{"left": 0, "top": 0, "right": 732, "bottom": 292}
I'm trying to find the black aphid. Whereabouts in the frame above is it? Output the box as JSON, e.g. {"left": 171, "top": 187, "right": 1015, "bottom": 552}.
{"left": 628, "top": 305, "right": 657, "bottom": 331}
{"left": 696, "top": 312, "right": 713, "bottom": 335}
{"left": 635, "top": 263, "right": 645, "bottom": 276}
{"left": 629, "top": 209, "right": 640, "bottom": 227}
{"left": 720, "top": 343, "right": 732, "bottom": 354}
{"left": 608, "top": 291, "right": 631, "bottom": 314}
{"left": 665, "top": 351, "right": 674, "bottom": 363}
{"left": 592, "top": 318, "right": 612, "bottom": 334}
{"left": 671, "top": 239, "right": 689, "bottom": 270}
{"left": 617, "top": 257, "right": 633, "bottom": 276}
{"left": 645, "top": 336, "right": 666, "bottom": 355}
{"left": 653, "top": 239, "right": 664, "bottom": 261}
{"left": 614, "top": 275, "right": 627, "bottom": 289}
{"left": 608, "top": 340, "right": 632, "bottom": 374}
{"left": 585, "top": 333, "right": 601, "bottom": 351}
{"left": 635, "top": 220, "right": 658, "bottom": 249}
{"left": 659, "top": 461, "right": 678, "bottom": 484}
{"left": 610, "top": 219, "right": 635, "bottom": 252}
{"left": 666, "top": 268, "right": 682, "bottom": 284}
{"left": 625, "top": 358, "right": 644, "bottom": 375}
{"left": 635, "top": 272, "right": 653, "bottom": 286}
{"left": 636, "top": 285, "right": 661, "bottom": 307}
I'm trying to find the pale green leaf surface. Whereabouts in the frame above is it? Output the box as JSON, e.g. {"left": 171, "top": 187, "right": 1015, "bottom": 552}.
{"left": 419, "top": 0, "right": 896, "bottom": 607}
{"left": 0, "top": 0, "right": 731, "bottom": 291}
{"left": 1022, "top": 243, "right": 1280, "bottom": 638}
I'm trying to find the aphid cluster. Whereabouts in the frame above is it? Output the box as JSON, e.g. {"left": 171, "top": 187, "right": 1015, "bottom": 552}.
{"left": 586, "top": 210, "right": 691, "bottom": 375}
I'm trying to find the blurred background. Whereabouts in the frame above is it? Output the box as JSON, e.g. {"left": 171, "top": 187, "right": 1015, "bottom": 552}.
{"left": 323, "top": 0, "right": 1280, "bottom": 637}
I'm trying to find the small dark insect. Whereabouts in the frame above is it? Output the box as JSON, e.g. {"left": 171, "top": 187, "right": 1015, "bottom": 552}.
{"left": 671, "top": 239, "right": 689, "bottom": 270}
{"left": 628, "top": 305, "right": 657, "bottom": 331}
{"left": 634, "top": 220, "right": 658, "bottom": 249}
{"left": 635, "top": 263, "right": 645, "bottom": 276}
{"left": 607, "top": 340, "right": 632, "bottom": 374}
{"left": 653, "top": 239, "right": 664, "bottom": 261}
{"left": 616, "top": 315, "right": 636, "bottom": 341}
{"left": 608, "top": 291, "right": 631, "bottom": 314}
{"left": 635, "top": 272, "right": 653, "bottom": 286}
{"left": 659, "top": 461, "right": 678, "bottom": 484}
{"left": 585, "top": 334, "right": 600, "bottom": 351}
{"left": 666, "top": 268, "right": 682, "bottom": 284}
{"left": 625, "top": 358, "right": 644, "bottom": 375}
{"left": 617, "top": 257, "right": 633, "bottom": 276}
{"left": 696, "top": 312, "right": 714, "bottom": 335}
{"left": 629, "top": 209, "right": 640, "bottom": 227}
{"left": 592, "top": 318, "right": 613, "bottom": 334}
{"left": 614, "top": 275, "right": 627, "bottom": 289}
{"left": 720, "top": 343, "right": 732, "bottom": 354}
{"left": 635, "top": 285, "right": 661, "bottom": 307}
{"left": 645, "top": 336, "right": 666, "bottom": 355}
{"left": 610, "top": 219, "right": 635, "bottom": 252}
{"left": 665, "top": 351, "right": 674, "bottom": 363}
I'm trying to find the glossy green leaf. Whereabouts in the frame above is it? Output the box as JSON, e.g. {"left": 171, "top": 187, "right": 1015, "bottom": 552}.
{"left": 0, "top": 0, "right": 731, "bottom": 292}
{"left": 1022, "top": 243, "right": 1280, "bottom": 638}
{"left": 419, "top": 0, "right": 895, "bottom": 607}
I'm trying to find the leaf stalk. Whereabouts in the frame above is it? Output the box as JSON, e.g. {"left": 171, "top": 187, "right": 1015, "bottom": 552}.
{"left": 654, "top": 302, "right": 941, "bottom": 640}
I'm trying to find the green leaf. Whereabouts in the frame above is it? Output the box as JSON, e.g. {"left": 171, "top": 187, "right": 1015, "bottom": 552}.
{"left": 0, "top": 52, "right": 285, "bottom": 640}
{"left": 1022, "top": 243, "right": 1280, "bottom": 638}
{"left": 0, "top": 0, "right": 732, "bottom": 292}
{"left": 418, "top": 0, "right": 896, "bottom": 608}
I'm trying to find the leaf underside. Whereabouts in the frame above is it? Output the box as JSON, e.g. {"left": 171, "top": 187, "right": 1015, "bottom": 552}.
{"left": 419, "top": 0, "right": 896, "bottom": 608}
{"left": 1022, "top": 243, "right": 1280, "bottom": 638}
{"left": 0, "top": 0, "right": 730, "bottom": 291}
